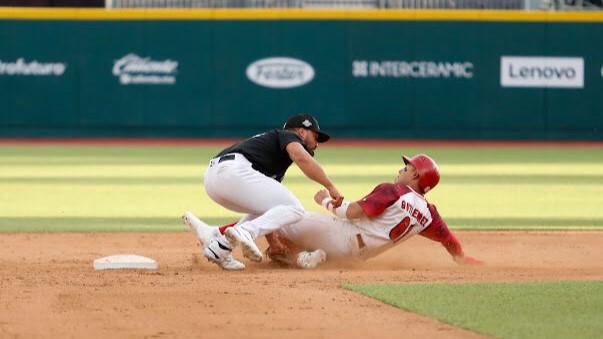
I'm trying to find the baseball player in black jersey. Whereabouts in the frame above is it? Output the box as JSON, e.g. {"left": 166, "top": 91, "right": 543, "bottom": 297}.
{"left": 184, "top": 113, "right": 343, "bottom": 270}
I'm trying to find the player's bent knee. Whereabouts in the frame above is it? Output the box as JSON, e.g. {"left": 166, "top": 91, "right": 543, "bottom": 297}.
{"left": 289, "top": 205, "right": 305, "bottom": 219}
{"left": 276, "top": 204, "right": 305, "bottom": 224}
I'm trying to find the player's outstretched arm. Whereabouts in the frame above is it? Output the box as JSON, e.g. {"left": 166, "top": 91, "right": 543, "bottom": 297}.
{"left": 287, "top": 143, "right": 343, "bottom": 205}
{"left": 420, "top": 221, "right": 483, "bottom": 266}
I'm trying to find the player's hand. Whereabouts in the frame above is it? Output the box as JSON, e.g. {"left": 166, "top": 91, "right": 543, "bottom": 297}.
{"left": 314, "top": 189, "right": 343, "bottom": 208}
{"left": 331, "top": 195, "right": 344, "bottom": 208}
{"left": 328, "top": 187, "right": 343, "bottom": 208}
{"left": 454, "top": 255, "right": 484, "bottom": 266}
{"left": 314, "top": 189, "right": 330, "bottom": 205}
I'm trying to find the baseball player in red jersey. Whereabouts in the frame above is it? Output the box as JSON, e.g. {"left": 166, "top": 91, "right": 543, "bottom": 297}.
{"left": 265, "top": 154, "right": 483, "bottom": 268}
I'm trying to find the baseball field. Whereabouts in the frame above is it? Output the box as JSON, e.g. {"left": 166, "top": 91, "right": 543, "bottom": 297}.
{"left": 1, "top": 140, "right": 602, "bottom": 338}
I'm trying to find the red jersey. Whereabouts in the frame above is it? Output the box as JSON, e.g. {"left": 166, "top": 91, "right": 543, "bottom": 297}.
{"left": 354, "top": 183, "right": 464, "bottom": 258}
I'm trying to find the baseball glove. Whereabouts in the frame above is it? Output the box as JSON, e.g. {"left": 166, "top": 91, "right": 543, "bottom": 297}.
{"left": 265, "top": 246, "right": 296, "bottom": 267}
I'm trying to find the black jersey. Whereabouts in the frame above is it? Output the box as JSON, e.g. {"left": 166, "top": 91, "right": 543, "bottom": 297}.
{"left": 216, "top": 129, "right": 312, "bottom": 182}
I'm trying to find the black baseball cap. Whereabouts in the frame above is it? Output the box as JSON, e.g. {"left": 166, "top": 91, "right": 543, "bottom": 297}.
{"left": 283, "top": 113, "right": 330, "bottom": 143}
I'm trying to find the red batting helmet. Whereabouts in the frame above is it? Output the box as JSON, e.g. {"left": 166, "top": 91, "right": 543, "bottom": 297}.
{"left": 402, "top": 154, "right": 440, "bottom": 193}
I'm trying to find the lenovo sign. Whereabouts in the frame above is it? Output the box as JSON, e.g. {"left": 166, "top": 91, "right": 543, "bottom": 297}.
{"left": 500, "top": 56, "right": 583, "bottom": 88}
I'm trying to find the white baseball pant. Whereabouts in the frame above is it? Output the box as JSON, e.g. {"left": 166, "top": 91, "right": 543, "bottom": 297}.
{"left": 204, "top": 153, "right": 304, "bottom": 239}
{"left": 275, "top": 212, "right": 378, "bottom": 261}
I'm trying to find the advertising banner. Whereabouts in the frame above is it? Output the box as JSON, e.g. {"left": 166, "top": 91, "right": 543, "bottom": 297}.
{"left": 0, "top": 13, "right": 601, "bottom": 140}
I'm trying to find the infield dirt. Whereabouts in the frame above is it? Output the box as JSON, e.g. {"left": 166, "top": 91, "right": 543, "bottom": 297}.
{"left": 1, "top": 231, "right": 601, "bottom": 339}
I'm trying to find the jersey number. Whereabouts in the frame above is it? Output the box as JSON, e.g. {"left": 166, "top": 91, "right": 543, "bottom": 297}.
{"left": 389, "top": 217, "right": 414, "bottom": 243}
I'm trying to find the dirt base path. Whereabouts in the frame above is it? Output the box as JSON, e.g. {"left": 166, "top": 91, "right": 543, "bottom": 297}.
{"left": 1, "top": 232, "right": 601, "bottom": 339}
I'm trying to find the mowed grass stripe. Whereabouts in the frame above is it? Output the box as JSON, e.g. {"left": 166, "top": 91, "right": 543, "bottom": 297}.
{"left": 2, "top": 174, "right": 603, "bottom": 185}
{"left": 1, "top": 145, "right": 603, "bottom": 165}
{"left": 1, "top": 144, "right": 602, "bottom": 232}
{"left": 0, "top": 177, "right": 203, "bottom": 185}
{"left": 344, "top": 281, "right": 603, "bottom": 339}
{"left": 450, "top": 217, "right": 603, "bottom": 228}
{"left": 0, "top": 217, "right": 184, "bottom": 232}
{"left": 0, "top": 146, "right": 220, "bottom": 165}
{"left": 2, "top": 163, "right": 603, "bottom": 174}
{"left": 1, "top": 216, "right": 601, "bottom": 232}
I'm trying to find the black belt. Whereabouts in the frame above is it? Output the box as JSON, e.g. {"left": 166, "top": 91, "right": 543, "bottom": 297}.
{"left": 217, "top": 154, "right": 235, "bottom": 163}
{"left": 209, "top": 154, "right": 236, "bottom": 167}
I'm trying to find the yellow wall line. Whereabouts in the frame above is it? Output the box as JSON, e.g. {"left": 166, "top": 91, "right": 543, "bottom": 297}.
{"left": 0, "top": 7, "right": 603, "bottom": 22}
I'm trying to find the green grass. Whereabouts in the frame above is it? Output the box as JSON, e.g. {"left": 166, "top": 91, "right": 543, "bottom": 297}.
{"left": 1, "top": 144, "right": 602, "bottom": 232}
{"left": 2, "top": 144, "right": 602, "bottom": 336}
{"left": 344, "top": 281, "right": 603, "bottom": 339}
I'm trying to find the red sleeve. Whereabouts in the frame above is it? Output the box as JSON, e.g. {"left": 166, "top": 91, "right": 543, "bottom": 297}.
{"left": 419, "top": 204, "right": 464, "bottom": 257}
{"left": 356, "top": 183, "right": 403, "bottom": 217}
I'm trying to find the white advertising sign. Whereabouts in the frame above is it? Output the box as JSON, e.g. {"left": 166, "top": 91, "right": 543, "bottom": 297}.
{"left": 352, "top": 60, "right": 474, "bottom": 79}
{"left": 113, "top": 54, "right": 178, "bottom": 85}
{"left": 0, "top": 58, "right": 66, "bottom": 76}
{"left": 500, "top": 56, "right": 583, "bottom": 88}
{"left": 246, "top": 57, "right": 314, "bottom": 89}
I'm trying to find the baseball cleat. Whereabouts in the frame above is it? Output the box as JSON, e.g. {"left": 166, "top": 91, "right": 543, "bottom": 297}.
{"left": 203, "top": 239, "right": 245, "bottom": 271}
{"left": 224, "top": 227, "right": 263, "bottom": 262}
{"left": 182, "top": 211, "right": 213, "bottom": 247}
{"left": 183, "top": 212, "right": 244, "bottom": 270}
{"left": 296, "top": 249, "right": 327, "bottom": 269}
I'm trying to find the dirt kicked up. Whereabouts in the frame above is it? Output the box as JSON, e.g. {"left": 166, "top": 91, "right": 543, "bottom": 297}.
{"left": 1, "top": 231, "right": 602, "bottom": 339}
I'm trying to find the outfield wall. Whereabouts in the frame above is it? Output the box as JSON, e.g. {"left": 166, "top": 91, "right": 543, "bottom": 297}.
{"left": 0, "top": 9, "right": 602, "bottom": 140}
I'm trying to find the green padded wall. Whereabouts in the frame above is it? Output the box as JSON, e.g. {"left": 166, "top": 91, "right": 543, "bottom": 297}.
{"left": 0, "top": 9, "right": 601, "bottom": 140}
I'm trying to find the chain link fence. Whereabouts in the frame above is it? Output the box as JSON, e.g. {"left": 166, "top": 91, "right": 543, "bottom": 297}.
{"left": 105, "top": 0, "right": 602, "bottom": 9}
